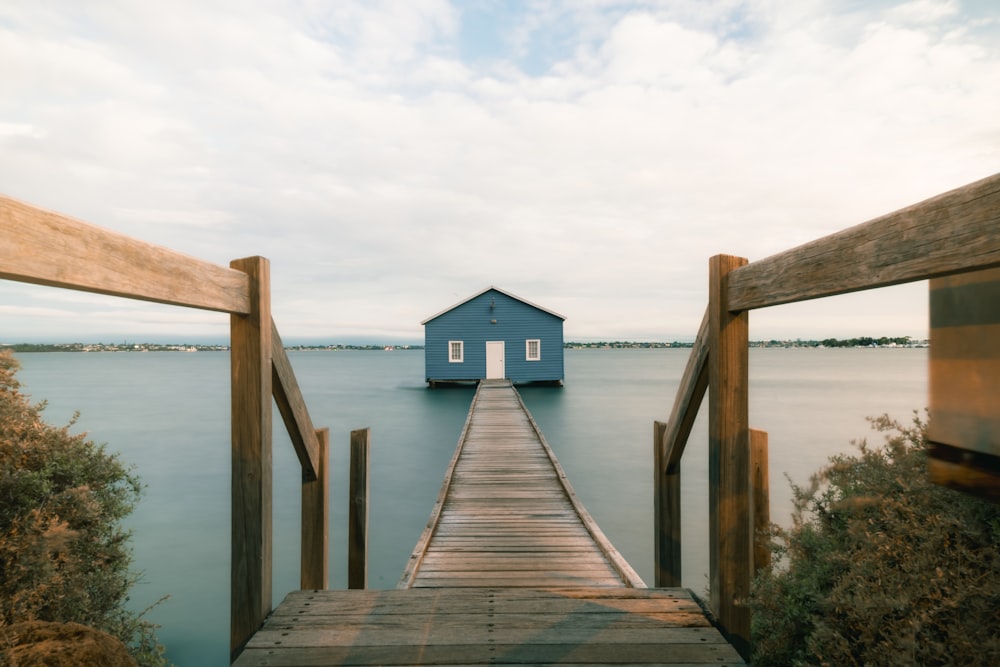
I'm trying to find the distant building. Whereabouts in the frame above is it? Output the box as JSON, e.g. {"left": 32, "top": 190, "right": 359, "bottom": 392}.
{"left": 422, "top": 286, "right": 565, "bottom": 387}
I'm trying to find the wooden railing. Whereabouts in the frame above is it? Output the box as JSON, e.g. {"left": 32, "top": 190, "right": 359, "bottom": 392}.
{"left": 0, "top": 196, "right": 329, "bottom": 661}
{"left": 654, "top": 172, "right": 1000, "bottom": 659}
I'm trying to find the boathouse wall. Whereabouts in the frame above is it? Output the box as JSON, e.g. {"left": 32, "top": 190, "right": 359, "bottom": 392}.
{"left": 422, "top": 287, "right": 564, "bottom": 385}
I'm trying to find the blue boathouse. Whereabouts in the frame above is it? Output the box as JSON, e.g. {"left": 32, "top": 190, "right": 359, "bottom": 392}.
{"left": 422, "top": 286, "right": 565, "bottom": 386}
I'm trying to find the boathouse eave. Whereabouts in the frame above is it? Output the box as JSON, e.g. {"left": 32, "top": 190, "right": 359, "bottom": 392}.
{"left": 420, "top": 285, "right": 566, "bottom": 325}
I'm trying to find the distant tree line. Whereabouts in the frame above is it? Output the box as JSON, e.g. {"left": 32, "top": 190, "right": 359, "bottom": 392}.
{"left": 564, "top": 341, "right": 692, "bottom": 349}
{"left": 566, "top": 337, "right": 922, "bottom": 349}
{"left": 817, "top": 336, "right": 914, "bottom": 347}
{"left": 4, "top": 337, "right": 923, "bottom": 353}
{"left": 0, "top": 343, "right": 77, "bottom": 352}
{"left": 0, "top": 343, "right": 423, "bottom": 353}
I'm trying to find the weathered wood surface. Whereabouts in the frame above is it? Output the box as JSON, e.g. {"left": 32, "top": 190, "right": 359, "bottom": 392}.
{"left": 928, "top": 266, "right": 1000, "bottom": 500}
{"left": 659, "top": 307, "right": 710, "bottom": 472}
{"left": 0, "top": 194, "right": 251, "bottom": 313}
{"left": 708, "top": 255, "right": 751, "bottom": 660}
{"left": 272, "top": 321, "right": 321, "bottom": 480}
{"left": 401, "top": 380, "right": 642, "bottom": 589}
{"left": 230, "top": 256, "right": 273, "bottom": 661}
{"left": 750, "top": 428, "right": 770, "bottom": 575}
{"left": 301, "top": 428, "right": 329, "bottom": 591}
{"left": 654, "top": 420, "right": 681, "bottom": 587}
{"left": 232, "top": 587, "right": 746, "bottom": 666}
{"left": 727, "top": 171, "right": 1000, "bottom": 311}
{"left": 349, "top": 428, "right": 370, "bottom": 590}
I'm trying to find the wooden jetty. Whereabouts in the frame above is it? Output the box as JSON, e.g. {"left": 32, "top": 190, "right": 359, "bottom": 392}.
{"left": 400, "top": 379, "right": 642, "bottom": 589}
{"left": 233, "top": 381, "right": 746, "bottom": 666}
{"left": 7, "top": 175, "right": 999, "bottom": 664}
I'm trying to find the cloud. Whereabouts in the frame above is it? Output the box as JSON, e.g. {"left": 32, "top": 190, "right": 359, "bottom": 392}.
{"left": 1, "top": 0, "right": 997, "bottom": 342}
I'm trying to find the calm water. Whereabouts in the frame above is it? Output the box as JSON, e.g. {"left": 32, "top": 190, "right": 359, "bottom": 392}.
{"left": 13, "top": 347, "right": 927, "bottom": 665}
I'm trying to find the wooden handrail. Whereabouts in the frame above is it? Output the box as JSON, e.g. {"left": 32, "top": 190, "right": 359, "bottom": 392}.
{"left": 0, "top": 195, "right": 330, "bottom": 663}
{"left": 0, "top": 194, "right": 251, "bottom": 314}
{"left": 657, "top": 172, "right": 1000, "bottom": 659}
{"left": 658, "top": 308, "right": 710, "bottom": 471}
{"left": 271, "top": 321, "right": 321, "bottom": 481}
{"left": 727, "top": 172, "right": 1000, "bottom": 311}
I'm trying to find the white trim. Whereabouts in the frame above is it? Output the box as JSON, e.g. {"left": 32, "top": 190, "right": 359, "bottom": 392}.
{"left": 448, "top": 340, "right": 464, "bottom": 363}
{"left": 421, "top": 286, "right": 566, "bottom": 324}
{"left": 526, "top": 339, "right": 541, "bottom": 361}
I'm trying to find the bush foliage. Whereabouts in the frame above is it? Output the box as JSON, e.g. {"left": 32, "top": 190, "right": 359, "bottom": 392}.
{"left": 0, "top": 350, "right": 167, "bottom": 665}
{"left": 749, "top": 412, "right": 1000, "bottom": 666}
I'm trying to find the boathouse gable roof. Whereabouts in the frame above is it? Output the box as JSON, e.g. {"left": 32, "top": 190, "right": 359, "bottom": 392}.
{"left": 421, "top": 286, "right": 566, "bottom": 325}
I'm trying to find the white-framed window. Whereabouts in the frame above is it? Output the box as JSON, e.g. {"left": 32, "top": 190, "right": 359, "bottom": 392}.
{"left": 448, "top": 340, "right": 464, "bottom": 363}
{"left": 526, "top": 339, "right": 541, "bottom": 361}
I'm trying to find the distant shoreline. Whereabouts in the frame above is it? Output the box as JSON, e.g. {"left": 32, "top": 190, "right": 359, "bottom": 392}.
{"left": 2, "top": 337, "right": 928, "bottom": 353}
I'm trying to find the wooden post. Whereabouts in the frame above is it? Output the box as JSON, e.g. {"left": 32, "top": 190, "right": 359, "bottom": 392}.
{"left": 229, "top": 256, "right": 272, "bottom": 662}
{"left": 750, "top": 428, "right": 770, "bottom": 576}
{"left": 349, "top": 428, "right": 370, "bottom": 590}
{"left": 301, "top": 428, "right": 329, "bottom": 590}
{"left": 654, "top": 421, "right": 682, "bottom": 587}
{"left": 928, "top": 267, "right": 1000, "bottom": 500}
{"left": 708, "top": 254, "right": 751, "bottom": 660}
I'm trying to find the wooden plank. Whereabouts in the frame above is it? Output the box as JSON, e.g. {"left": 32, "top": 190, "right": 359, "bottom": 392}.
{"left": 0, "top": 194, "right": 251, "bottom": 313}
{"left": 398, "top": 382, "right": 484, "bottom": 588}
{"left": 416, "top": 559, "right": 619, "bottom": 572}
{"left": 269, "top": 587, "right": 708, "bottom": 614}
{"left": 234, "top": 644, "right": 745, "bottom": 666}
{"left": 509, "top": 387, "right": 646, "bottom": 588}
{"left": 300, "top": 428, "right": 329, "bottom": 590}
{"left": 349, "top": 428, "right": 370, "bottom": 590}
{"left": 727, "top": 172, "right": 1000, "bottom": 311}
{"left": 271, "top": 321, "right": 320, "bottom": 480}
{"left": 750, "top": 428, "right": 770, "bottom": 576}
{"left": 708, "top": 254, "right": 751, "bottom": 661}
{"left": 404, "top": 381, "right": 643, "bottom": 590}
{"left": 250, "top": 625, "right": 723, "bottom": 646}
{"left": 229, "top": 256, "right": 272, "bottom": 661}
{"left": 233, "top": 588, "right": 746, "bottom": 666}
{"left": 278, "top": 610, "right": 711, "bottom": 628}
{"left": 411, "top": 573, "right": 624, "bottom": 586}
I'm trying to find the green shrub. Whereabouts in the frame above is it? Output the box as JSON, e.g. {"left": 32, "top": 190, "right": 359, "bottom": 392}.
{"left": 749, "top": 412, "right": 1000, "bottom": 666}
{"left": 0, "top": 350, "right": 167, "bottom": 665}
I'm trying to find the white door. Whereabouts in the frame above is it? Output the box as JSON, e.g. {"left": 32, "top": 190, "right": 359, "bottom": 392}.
{"left": 485, "top": 341, "right": 505, "bottom": 379}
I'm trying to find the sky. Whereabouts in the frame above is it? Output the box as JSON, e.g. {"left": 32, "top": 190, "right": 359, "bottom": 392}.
{"left": 1, "top": 0, "right": 998, "bottom": 344}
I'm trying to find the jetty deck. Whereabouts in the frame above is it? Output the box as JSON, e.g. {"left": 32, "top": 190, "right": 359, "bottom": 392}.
{"left": 233, "top": 380, "right": 746, "bottom": 666}
{"left": 400, "top": 379, "right": 642, "bottom": 589}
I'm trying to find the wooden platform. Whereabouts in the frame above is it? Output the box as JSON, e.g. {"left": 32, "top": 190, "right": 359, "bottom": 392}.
{"left": 232, "top": 380, "right": 746, "bottom": 666}
{"left": 232, "top": 587, "right": 745, "bottom": 666}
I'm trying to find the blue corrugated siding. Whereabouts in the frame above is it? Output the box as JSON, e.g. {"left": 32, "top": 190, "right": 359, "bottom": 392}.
{"left": 424, "top": 289, "right": 564, "bottom": 383}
